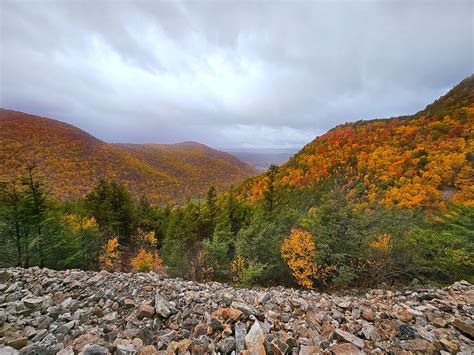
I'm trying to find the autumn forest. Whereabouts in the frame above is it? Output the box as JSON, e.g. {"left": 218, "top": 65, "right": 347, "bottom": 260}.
{"left": 0, "top": 75, "right": 473, "bottom": 290}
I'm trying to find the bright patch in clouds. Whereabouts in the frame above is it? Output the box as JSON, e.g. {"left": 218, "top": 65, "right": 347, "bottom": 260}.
{"left": 0, "top": 1, "right": 472, "bottom": 149}
{"left": 217, "top": 125, "right": 319, "bottom": 150}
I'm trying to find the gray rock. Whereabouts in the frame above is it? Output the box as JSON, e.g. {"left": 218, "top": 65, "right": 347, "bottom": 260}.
{"left": 23, "top": 326, "right": 37, "bottom": 339}
{"left": 18, "top": 344, "right": 48, "bottom": 355}
{"left": 234, "top": 322, "right": 247, "bottom": 354}
{"left": 361, "top": 324, "right": 377, "bottom": 341}
{"left": 0, "top": 346, "right": 19, "bottom": 355}
{"left": 230, "top": 301, "right": 262, "bottom": 319}
{"left": 116, "top": 344, "right": 136, "bottom": 355}
{"left": 399, "top": 324, "right": 416, "bottom": 340}
{"left": 82, "top": 344, "right": 110, "bottom": 355}
{"left": 48, "top": 343, "right": 65, "bottom": 354}
{"left": 157, "top": 330, "right": 176, "bottom": 349}
{"left": 154, "top": 294, "right": 176, "bottom": 318}
{"left": 217, "top": 337, "right": 235, "bottom": 354}
{"left": 57, "top": 346, "right": 74, "bottom": 355}
{"left": 38, "top": 333, "right": 57, "bottom": 348}
{"left": 416, "top": 326, "right": 436, "bottom": 342}
{"left": 0, "top": 311, "right": 7, "bottom": 326}
{"left": 23, "top": 296, "right": 44, "bottom": 309}
{"left": 0, "top": 271, "right": 12, "bottom": 282}
{"left": 87, "top": 275, "right": 104, "bottom": 285}
{"left": 19, "top": 343, "right": 64, "bottom": 355}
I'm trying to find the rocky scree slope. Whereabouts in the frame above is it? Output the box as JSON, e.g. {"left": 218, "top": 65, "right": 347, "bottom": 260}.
{"left": 0, "top": 268, "right": 473, "bottom": 354}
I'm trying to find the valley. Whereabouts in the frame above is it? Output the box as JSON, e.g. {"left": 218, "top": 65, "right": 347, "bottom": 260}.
{"left": 1, "top": 1, "right": 472, "bottom": 354}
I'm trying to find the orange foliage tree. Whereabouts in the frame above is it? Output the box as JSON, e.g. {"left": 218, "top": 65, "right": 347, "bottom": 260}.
{"left": 281, "top": 228, "right": 317, "bottom": 288}
{"left": 131, "top": 248, "right": 163, "bottom": 272}
{"left": 370, "top": 233, "right": 391, "bottom": 253}
{"left": 130, "top": 228, "right": 164, "bottom": 272}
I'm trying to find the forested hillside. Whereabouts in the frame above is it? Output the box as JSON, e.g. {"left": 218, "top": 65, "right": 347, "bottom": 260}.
{"left": 0, "top": 77, "right": 472, "bottom": 291}
{"left": 0, "top": 109, "right": 256, "bottom": 202}
{"left": 237, "top": 75, "right": 474, "bottom": 209}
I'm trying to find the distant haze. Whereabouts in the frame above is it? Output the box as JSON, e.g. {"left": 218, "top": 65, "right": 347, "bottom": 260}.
{"left": 226, "top": 149, "right": 297, "bottom": 171}
{"left": 1, "top": 1, "right": 472, "bottom": 149}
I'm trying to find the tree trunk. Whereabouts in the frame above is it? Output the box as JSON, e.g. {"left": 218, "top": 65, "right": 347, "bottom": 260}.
{"left": 15, "top": 221, "right": 22, "bottom": 267}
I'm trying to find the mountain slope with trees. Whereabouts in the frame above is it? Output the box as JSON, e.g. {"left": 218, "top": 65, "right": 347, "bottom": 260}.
{"left": 0, "top": 76, "right": 472, "bottom": 291}
{"left": 236, "top": 75, "right": 474, "bottom": 210}
{"left": 0, "top": 109, "right": 256, "bottom": 202}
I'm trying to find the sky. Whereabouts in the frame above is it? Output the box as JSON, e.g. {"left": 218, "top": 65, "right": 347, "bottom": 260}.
{"left": 0, "top": 1, "right": 472, "bottom": 150}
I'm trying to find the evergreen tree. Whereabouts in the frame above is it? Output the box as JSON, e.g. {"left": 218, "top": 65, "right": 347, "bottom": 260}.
{"left": 84, "top": 180, "right": 136, "bottom": 246}
{"left": 407, "top": 205, "right": 474, "bottom": 283}
{"left": 302, "top": 192, "right": 364, "bottom": 285}
{"left": 219, "top": 192, "right": 251, "bottom": 235}
{"left": 198, "top": 186, "right": 218, "bottom": 240}
{"left": 264, "top": 164, "right": 278, "bottom": 216}
{"left": 204, "top": 221, "right": 231, "bottom": 278}
{"left": 0, "top": 181, "right": 28, "bottom": 267}
{"left": 20, "top": 165, "right": 48, "bottom": 267}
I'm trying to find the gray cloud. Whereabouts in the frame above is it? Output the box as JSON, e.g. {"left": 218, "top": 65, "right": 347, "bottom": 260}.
{"left": 1, "top": 0, "right": 472, "bottom": 149}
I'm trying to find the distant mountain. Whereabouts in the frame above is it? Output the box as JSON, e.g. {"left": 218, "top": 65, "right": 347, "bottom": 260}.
{"left": 0, "top": 109, "right": 256, "bottom": 202}
{"left": 236, "top": 75, "right": 474, "bottom": 209}
{"left": 226, "top": 148, "right": 298, "bottom": 171}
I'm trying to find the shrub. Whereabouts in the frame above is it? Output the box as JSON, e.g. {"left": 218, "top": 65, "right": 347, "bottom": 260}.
{"left": 131, "top": 248, "right": 163, "bottom": 272}
{"left": 281, "top": 228, "right": 317, "bottom": 288}
{"left": 231, "top": 255, "right": 265, "bottom": 287}
{"left": 99, "top": 237, "right": 121, "bottom": 271}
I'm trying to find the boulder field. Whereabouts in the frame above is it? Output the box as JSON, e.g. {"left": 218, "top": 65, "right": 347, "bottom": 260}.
{"left": 0, "top": 268, "right": 473, "bottom": 354}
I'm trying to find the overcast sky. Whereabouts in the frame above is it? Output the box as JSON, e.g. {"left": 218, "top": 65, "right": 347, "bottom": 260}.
{"left": 1, "top": 1, "right": 472, "bottom": 149}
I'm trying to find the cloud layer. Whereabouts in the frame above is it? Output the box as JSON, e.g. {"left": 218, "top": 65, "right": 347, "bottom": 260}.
{"left": 1, "top": 1, "right": 472, "bottom": 149}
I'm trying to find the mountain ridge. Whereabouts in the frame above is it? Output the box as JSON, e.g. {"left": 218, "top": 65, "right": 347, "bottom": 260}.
{"left": 235, "top": 75, "right": 474, "bottom": 209}
{"left": 0, "top": 109, "right": 257, "bottom": 202}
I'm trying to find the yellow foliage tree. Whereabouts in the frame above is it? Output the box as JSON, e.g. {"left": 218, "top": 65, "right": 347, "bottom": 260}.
{"left": 231, "top": 255, "right": 245, "bottom": 283}
{"left": 99, "top": 237, "right": 120, "bottom": 271}
{"left": 136, "top": 228, "right": 157, "bottom": 247}
{"left": 371, "top": 233, "right": 391, "bottom": 253}
{"left": 281, "top": 228, "right": 317, "bottom": 289}
{"left": 131, "top": 248, "right": 163, "bottom": 272}
{"left": 65, "top": 215, "right": 97, "bottom": 233}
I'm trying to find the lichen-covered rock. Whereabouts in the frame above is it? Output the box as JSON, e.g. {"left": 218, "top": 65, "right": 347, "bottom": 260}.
{"left": 22, "top": 297, "right": 44, "bottom": 309}
{"left": 5, "top": 338, "right": 28, "bottom": 350}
